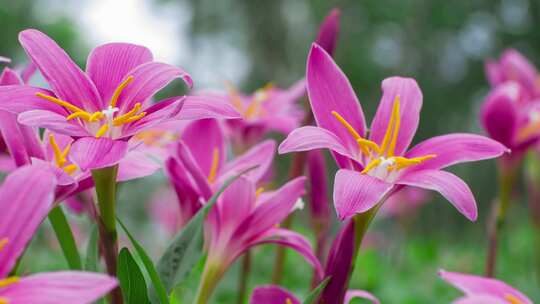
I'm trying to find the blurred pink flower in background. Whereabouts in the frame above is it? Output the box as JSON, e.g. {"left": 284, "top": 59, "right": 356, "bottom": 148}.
{"left": 380, "top": 187, "right": 431, "bottom": 218}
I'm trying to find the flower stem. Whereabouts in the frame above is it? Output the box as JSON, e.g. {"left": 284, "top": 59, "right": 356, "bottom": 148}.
{"left": 92, "top": 165, "right": 123, "bottom": 304}
{"left": 48, "top": 205, "right": 82, "bottom": 270}
{"left": 485, "top": 161, "right": 517, "bottom": 277}
{"left": 237, "top": 251, "right": 251, "bottom": 304}
{"left": 194, "top": 261, "right": 223, "bottom": 304}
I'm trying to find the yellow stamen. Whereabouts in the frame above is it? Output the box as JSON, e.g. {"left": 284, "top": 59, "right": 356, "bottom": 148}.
{"left": 380, "top": 95, "right": 401, "bottom": 157}
{"left": 49, "top": 134, "right": 67, "bottom": 167}
{"left": 95, "top": 124, "right": 109, "bottom": 138}
{"left": 89, "top": 111, "right": 104, "bottom": 122}
{"left": 285, "top": 299, "right": 293, "bottom": 304}
{"left": 113, "top": 103, "right": 146, "bottom": 126}
{"left": 390, "top": 155, "right": 436, "bottom": 171}
{"left": 63, "top": 164, "right": 78, "bottom": 175}
{"left": 505, "top": 293, "right": 524, "bottom": 304}
{"left": 0, "top": 277, "right": 19, "bottom": 288}
{"left": 66, "top": 111, "right": 93, "bottom": 121}
{"left": 361, "top": 158, "right": 382, "bottom": 174}
{"left": 36, "top": 93, "right": 86, "bottom": 114}
{"left": 0, "top": 238, "right": 8, "bottom": 252}
{"left": 255, "top": 187, "right": 265, "bottom": 199}
{"left": 357, "top": 138, "right": 381, "bottom": 155}
{"left": 208, "top": 148, "right": 220, "bottom": 183}
{"left": 244, "top": 100, "right": 261, "bottom": 119}
{"left": 110, "top": 76, "right": 134, "bottom": 107}
{"left": 332, "top": 111, "right": 371, "bottom": 155}
{"left": 0, "top": 296, "right": 8, "bottom": 304}
{"left": 225, "top": 82, "right": 244, "bottom": 112}
{"left": 114, "top": 112, "right": 146, "bottom": 126}
{"left": 516, "top": 120, "right": 540, "bottom": 142}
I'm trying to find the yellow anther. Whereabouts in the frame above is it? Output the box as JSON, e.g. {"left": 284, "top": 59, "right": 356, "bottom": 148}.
{"left": 114, "top": 112, "right": 146, "bottom": 126}
{"left": 110, "top": 76, "right": 134, "bottom": 107}
{"left": 361, "top": 158, "right": 382, "bottom": 174}
{"left": 89, "top": 112, "right": 104, "bottom": 122}
{"left": 331, "top": 110, "right": 374, "bottom": 155}
{"left": 244, "top": 100, "right": 261, "bottom": 119}
{"left": 0, "top": 296, "right": 8, "bottom": 304}
{"left": 49, "top": 134, "right": 67, "bottom": 167}
{"left": 255, "top": 187, "right": 265, "bottom": 199}
{"left": 517, "top": 120, "right": 540, "bottom": 142}
{"left": 285, "top": 299, "right": 293, "bottom": 304}
{"left": 0, "top": 277, "right": 19, "bottom": 288}
{"left": 505, "top": 293, "right": 524, "bottom": 304}
{"left": 36, "top": 93, "right": 85, "bottom": 114}
{"left": 0, "top": 238, "right": 8, "bottom": 252}
{"left": 66, "top": 111, "right": 92, "bottom": 121}
{"left": 95, "top": 124, "right": 109, "bottom": 138}
{"left": 63, "top": 164, "right": 78, "bottom": 175}
{"left": 225, "top": 82, "right": 244, "bottom": 112}
{"left": 113, "top": 103, "right": 145, "bottom": 126}
{"left": 208, "top": 148, "right": 220, "bottom": 183}
{"left": 390, "top": 154, "right": 436, "bottom": 171}
{"left": 357, "top": 138, "right": 381, "bottom": 155}
{"left": 380, "top": 95, "right": 401, "bottom": 157}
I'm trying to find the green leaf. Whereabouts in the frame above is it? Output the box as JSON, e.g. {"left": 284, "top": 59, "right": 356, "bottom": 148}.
{"left": 117, "top": 218, "right": 169, "bottom": 304}
{"left": 117, "top": 247, "right": 150, "bottom": 304}
{"left": 156, "top": 166, "right": 258, "bottom": 294}
{"left": 48, "top": 205, "right": 82, "bottom": 270}
{"left": 302, "top": 277, "right": 331, "bottom": 304}
{"left": 84, "top": 225, "right": 100, "bottom": 272}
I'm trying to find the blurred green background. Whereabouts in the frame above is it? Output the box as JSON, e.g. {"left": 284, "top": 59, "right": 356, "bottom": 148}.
{"left": 2, "top": 0, "right": 539, "bottom": 302}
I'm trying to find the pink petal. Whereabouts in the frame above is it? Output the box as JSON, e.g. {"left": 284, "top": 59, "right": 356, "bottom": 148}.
{"left": 307, "top": 150, "right": 330, "bottom": 221}
{"left": 398, "top": 170, "right": 477, "bottom": 221}
{"left": 86, "top": 42, "right": 153, "bottom": 106}
{"left": 315, "top": 8, "right": 341, "bottom": 56}
{"left": 0, "top": 111, "right": 44, "bottom": 167}
{"left": 175, "top": 141, "right": 213, "bottom": 200}
{"left": 182, "top": 119, "right": 225, "bottom": 178}
{"left": 405, "top": 133, "right": 508, "bottom": 172}
{"left": 250, "top": 285, "right": 300, "bottom": 304}
{"left": 18, "top": 110, "right": 90, "bottom": 137}
{"left": 0, "top": 271, "right": 117, "bottom": 304}
{"left": 117, "top": 149, "right": 161, "bottom": 182}
{"left": 0, "top": 67, "right": 22, "bottom": 85}
{"left": 0, "top": 85, "right": 65, "bottom": 114}
{"left": 333, "top": 169, "right": 393, "bottom": 220}
{"left": 20, "top": 62, "right": 37, "bottom": 84}
{"left": 179, "top": 95, "right": 241, "bottom": 120}
{"left": 69, "top": 137, "right": 128, "bottom": 171}
{"left": 485, "top": 59, "right": 502, "bottom": 87}
{"left": 307, "top": 44, "right": 366, "bottom": 152}
{"left": 121, "top": 97, "right": 185, "bottom": 138}
{"left": 165, "top": 158, "right": 201, "bottom": 228}
{"left": 480, "top": 82, "right": 519, "bottom": 147}
{"left": 345, "top": 290, "right": 380, "bottom": 304}
{"left": 220, "top": 140, "right": 276, "bottom": 184}
{"left": 0, "top": 165, "right": 57, "bottom": 277}
{"left": 439, "top": 270, "right": 532, "bottom": 304}
{"left": 369, "top": 77, "right": 422, "bottom": 156}
{"left": 500, "top": 49, "right": 539, "bottom": 97}
{"left": 19, "top": 29, "right": 102, "bottom": 111}
{"left": 278, "top": 126, "right": 351, "bottom": 157}
{"left": 115, "top": 62, "right": 192, "bottom": 112}
{"left": 216, "top": 176, "right": 255, "bottom": 233}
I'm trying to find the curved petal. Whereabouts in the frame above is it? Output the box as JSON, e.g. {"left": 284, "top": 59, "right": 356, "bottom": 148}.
{"left": 0, "top": 165, "right": 57, "bottom": 277}
{"left": 121, "top": 97, "right": 185, "bottom": 138}
{"left": 405, "top": 133, "right": 508, "bottom": 172}
{"left": 250, "top": 285, "right": 300, "bottom": 304}
{"left": 307, "top": 44, "right": 366, "bottom": 151}
{"left": 0, "top": 67, "right": 22, "bottom": 85}
{"left": 398, "top": 170, "right": 477, "bottom": 221}
{"left": 0, "top": 271, "right": 117, "bottom": 304}
{"left": 216, "top": 176, "right": 255, "bottom": 233}
{"left": 18, "top": 110, "right": 90, "bottom": 137}
{"left": 19, "top": 29, "right": 102, "bottom": 111}
{"left": 69, "top": 137, "right": 128, "bottom": 171}
{"left": 164, "top": 158, "right": 201, "bottom": 228}
{"left": 278, "top": 126, "right": 351, "bottom": 157}
{"left": 220, "top": 140, "right": 276, "bottom": 184}
{"left": 315, "top": 8, "right": 341, "bottom": 56}
{"left": 307, "top": 150, "right": 330, "bottom": 221}
{"left": 179, "top": 95, "right": 241, "bottom": 120}
{"left": 333, "top": 169, "right": 393, "bottom": 220}
{"left": 500, "top": 49, "right": 539, "bottom": 97}
{"left": 345, "top": 290, "right": 380, "bottom": 304}
{"left": 369, "top": 77, "right": 422, "bottom": 156}
{"left": 485, "top": 59, "right": 502, "bottom": 87}
{"left": 116, "top": 62, "right": 192, "bottom": 111}
{"left": 480, "top": 82, "right": 519, "bottom": 147}
{"left": 117, "top": 150, "right": 161, "bottom": 182}
{"left": 175, "top": 141, "right": 213, "bottom": 200}
{"left": 0, "top": 85, "right": 65, "bottom": 114}
{"left": 0, "top": 111, "right": 44, "bottom": 167}
{"left": 86, "top": 42, "right": 153, "bottom": 105}
{"left": 182, "top": 119, "right": 225, "bottom": 178}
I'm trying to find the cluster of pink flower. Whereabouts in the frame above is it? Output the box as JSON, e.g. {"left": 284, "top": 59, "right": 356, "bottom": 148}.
{"left": 0, "top": 8, "right": 535, "bottom": 304}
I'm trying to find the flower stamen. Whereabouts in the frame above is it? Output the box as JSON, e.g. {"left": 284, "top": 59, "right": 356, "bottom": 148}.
{"left": 208, "top": 148, "right": 220, "bottom": 183}
{"left": 0, "top": 277, "right": 19, "bottom": 288}
{"left": 505, "top": 293, "right": 524, "bottom": 304}
{"left": 0, "top": 238, "right": 8, "bottom": 252}
{"left": 95, "top": 124, "right": 109, "bottom": 138}
{"left": 112, "top": 103, "right": 146, "bottom": 126}
{"left": 332, "top": 111, "right": 371, "bottom": 156}
{"left": 49, "top": 134, "right": 69, "bottom": 167}
{"left": 110, "top": 76, "right": 134, "bottom": 108}
{"left": 380, "top": 95, "right": 401, "bottom": 157}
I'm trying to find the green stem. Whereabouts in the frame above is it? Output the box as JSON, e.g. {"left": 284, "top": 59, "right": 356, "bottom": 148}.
{"left": 92, "top": 165, "right": 123, "bottom": 304}
{"left": 48, "top": 205, "right": 82, "bottom": 270}
{"left": 194, "top": 261, "right": 223, "bottom": 304}
{"left": 237, "top": 251, "right": 251, "bottom": 304}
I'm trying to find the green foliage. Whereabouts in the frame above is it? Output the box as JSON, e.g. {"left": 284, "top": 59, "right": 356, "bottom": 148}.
{"left": 48, "top": 205, "right": 82, "bottom": 270}
{"left": 118, "top": 247, "right": 151, "bottom": 304}
{"left": 302, "top": 277, "right": 331, "bottom": 304}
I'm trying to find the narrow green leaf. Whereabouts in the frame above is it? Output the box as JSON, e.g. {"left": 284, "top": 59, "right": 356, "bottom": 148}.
{"left": 117, "top": 218, "right": 169, "bottom": 304}
{"left": 156, "top": 166, "right": 258, "bottom": 294}
{"left": 48, "top": 205, "right": 82, "bottom": 270}
{"left": 117, "top": 247, "right": 150, "bottom": 304}
{"left": 302, "top": 277, "right": 331, "bottom": 304}
{"left": 85, "top": 225, "right": 100, "bottom": 272}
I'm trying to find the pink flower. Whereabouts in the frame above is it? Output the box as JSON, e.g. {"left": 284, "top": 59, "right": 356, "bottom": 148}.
{"left": 0, "top": 165, "right": 117, "bottom": 304}
{"left": 380, "top": 187, "right": 431, "bottom": 217}
{"left": 439, "top": 270, "right": 532, "bottom": 304}
{"left": 279, "top": 44, "right": 508, "bottom": 221}
{"left": 249, "top": 285, "right": 379, "bottom": 304}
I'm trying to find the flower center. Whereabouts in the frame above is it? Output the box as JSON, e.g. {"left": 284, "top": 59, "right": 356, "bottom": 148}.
{"left": 504, "top": 293, "right": 524, "bottom": 304}
{"left": 332, "top": 95, "right": 435, "bottom": 181}
{"left": 226, "top": 82, "right": 272, "bottom": 119}
{"left": 516, "top": 110, "right": 540, "bottom": 142}
{"left": 36, "top": 76, "right": 146, "bottom": 138}
{"left": 49, "top": 134, "right": 77, "bottom": 175}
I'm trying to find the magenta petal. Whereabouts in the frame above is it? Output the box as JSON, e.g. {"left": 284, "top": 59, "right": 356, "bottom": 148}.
{"left": 165, "top": 158, "right": 201, "bottom": 228}
{"left": 0, "top": 67, "right": 22, "bottom": 85}
{"left": 250, "top": 285, "right": 300, "bottom": 304}
{"left": 86, "top": 42, "right": 153, "bottom": 105}
{"left": 18, "top": 110, "right": 90, "bottom": 137}
{"left": 369, "top": 77, "right": 422, "bottom": 155}
{"left": 175, "top": 141, "right": 213, "bottom": 200}
{"left": 182, "top": 119, "right": 225, "bottom": 177}
{"left": 480, "top": 83, "right": 519, "bottom": 147}
{"left": 500, "top": 49, "right": 539, "bottom": 96}
{"left": 121, "top": 97, "right": 185, "bottom": 138}
{"left": 19, "top": 29, "right": 102, "bottom": 111}
{"left": 217, "top": 176, "right": 255, "bottom": 232}
{"left": 179, "top": 95, "right": 241, "bottom": 120}
{"left": 0, "top": 165, "right": 57, "bottom": 277}
{"left": 345, "top": 290, "right": 380, "bottom": 304}
{"left": 405, "top": 133, "right": 508, "bottom": 171}
{"left": 307, "top": 44, "right": 366, "bottom": 151}
{"left": 220, "top": 140, "right": 276, "bottom": 184}
{"left": 69, "top": 137, "right": 128, "bottom": 171}
{"left": 117, "top": 150, "right": 161, "bottom": 182}
{"left": 116, "top": 62, "right": 192, "bottom": 112}
{"left": 485, "top": 60, "right": 502, "bottom": 86}
{"left": 333, "top": 169, "right": 393, "bottom": 220}
{"left": 307, "top": 150, "right": 330, "bottom": 221}
{"left": 0, "top": 111, "right": 44, "bottom": 167}
{"left": 278, "top": 126, "right": 351, "bottom": 157}
{"left": 0, "top": 271, "right": 117, "bottom": 304}
{"left": 398, "top": 170, "right": 478, "bottom": 221}
{"left": 315, "top": 8, "right": 340, "bottom": 56}
{"left": 0, "top": 85, "right": 65, "bottom": 114}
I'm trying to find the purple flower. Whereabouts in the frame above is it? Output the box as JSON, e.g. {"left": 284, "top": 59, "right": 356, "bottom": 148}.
{"left": 279, "top": 44, "right": 508, "bottom": 221}
{"left": 0, "top": 165, "right": 117, "bottom": 304}
{"left": 439, "top": 270, "right": 532, "bottom": 304}
{"left": 249, "top": 284, "right": 379, "bottom": 304}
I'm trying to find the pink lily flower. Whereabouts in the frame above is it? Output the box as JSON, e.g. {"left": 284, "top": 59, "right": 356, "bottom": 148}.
{"left": 249, "top": 285, "right": 379, "bottom": 304}
{"left": 315, "top": 8, "right": 341, "bottom": 57}
{"left": 279, "top": 44, "right": 508, "bottom": 221}
{"left": 439, "top": 270, "right": 532, "bottom": 304}
{"left": 0, "top": 165, "right": 117, "bottom": 304}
